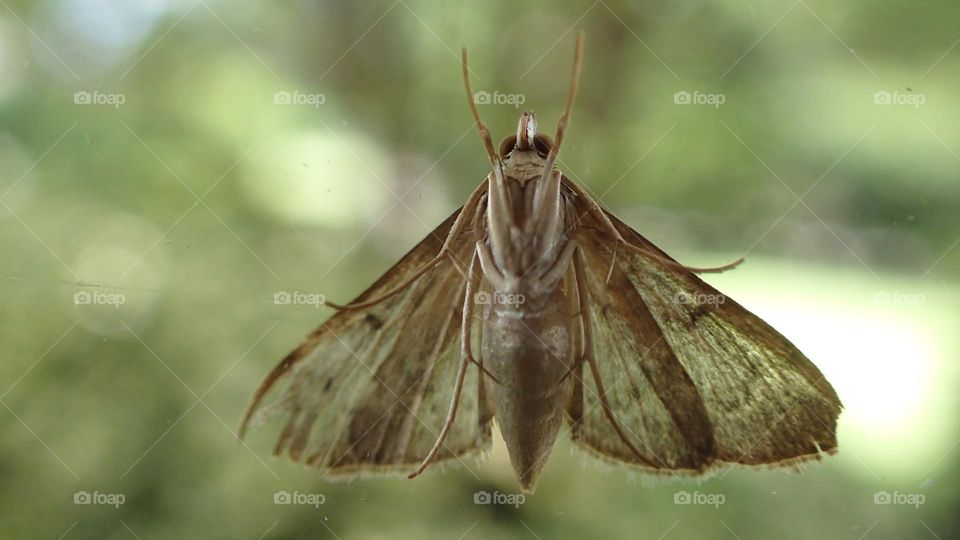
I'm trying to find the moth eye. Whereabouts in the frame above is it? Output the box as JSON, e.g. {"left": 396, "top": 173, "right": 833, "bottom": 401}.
{"left": 533, "top": 134, "right": 553, "bottom": 158}
{"left": 499, "top": 135, "right": 517, "bottom": 158}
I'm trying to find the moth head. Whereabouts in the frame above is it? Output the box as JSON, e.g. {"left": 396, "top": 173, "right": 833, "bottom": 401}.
{"left": 498, "top": 111, "right": 554, "bottom": 159}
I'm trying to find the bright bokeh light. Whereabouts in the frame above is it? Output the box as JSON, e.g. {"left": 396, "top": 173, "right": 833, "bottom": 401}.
{"left": 240, "top": 129, "right": 392, "bottom": 228}
{"left": 69, "top": 210, "right": 168, "bottom": 336}
{"left": 0, "top": 134, "right": 36, "bottom": 217}
{"left": 0, "top": 18, "right": 27, "bottom": 101}
{"left": 709, "top": 257, "right": 957, "bottom": 481}
{"left": 29, "top": 0, "right": 170, "bottom": 79}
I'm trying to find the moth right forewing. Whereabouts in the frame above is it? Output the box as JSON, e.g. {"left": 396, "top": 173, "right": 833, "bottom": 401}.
{"left": 568, "top": 190, "right": 841, "bottom": 469}
{"left": 568, "top": 230, "right": 716, "bottom": 472}
{"left": 610, "top": 235, "right": 841, "bottom": 466}
{"left": 601, "top": 207, "right": 843, "bottom": 410}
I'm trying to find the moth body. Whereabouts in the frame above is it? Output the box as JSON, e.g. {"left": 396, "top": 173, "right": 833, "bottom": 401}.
{"left": 474, "top": 111, "right": 580, "bottom": 491}
{"left": 481, "top": 284, "right": 573, "bottom": 492}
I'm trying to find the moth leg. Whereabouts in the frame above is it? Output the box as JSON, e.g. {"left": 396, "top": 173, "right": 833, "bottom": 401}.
{"left": 562, "top": 179, "right": 628, "bottom": 244}
{"left": 556, "top": 356, "right": 583, "bottom": 387}
{"left": 468, "top": 356, "right": 500, "bottom": 385}
{"left": 556, "top": 244, "right": 587, "bottom": 387}
{"left": 466, "top": 241, "right": 501, "bottom": 384}
{"left": 485, "top": 162, "right": 514, "bottom": 272}
{"left": 566, "top": 178, "right": 747, "bottom": 278}
{"left": 408, "top": 248, "right": 483, "bottom": 479}
{"left": 597, "top": 243, "right": 744, "bottom": 282}
{"left": 538, "top": 237, "right": 576, "bottom": 287}
{"left": 475, "top": 240, "right": 507, "bottom": 292}
{"left": 532, "top": 170, "right": 564, "bottom": 255}
{"left": 564, "top": 268, "right": 584, "bottom": 426}
{"left": 324, "top": 255, "right": 448, "bottom": 311}
{"left": 682, "top": 257, "right": 745, "bottom": 274}
{"left": 603, "top": 242, "right": 618, "bottom": 284}
{"left": 325, "top": 182, "right": 487, "bottom": 311}
{"left": 572, "top": 246, "right": 656, "bottom": 466}
{"left": 622, "top": 249, "right": 745, "bottom": 277}
{"left": 466, "top": 333, "right": 500, "bottom": 383}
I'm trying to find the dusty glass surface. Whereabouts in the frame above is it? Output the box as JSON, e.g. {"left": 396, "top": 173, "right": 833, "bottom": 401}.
{"left": 1, "top": 1, "right": 957, "bottom": 538}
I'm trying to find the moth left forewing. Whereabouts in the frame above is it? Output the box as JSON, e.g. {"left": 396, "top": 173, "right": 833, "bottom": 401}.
{"left": 240, "top": 203, "right": 494, "bottom": 478}
{"left": 564, "top": 187, "right": 841, "bottom": 474}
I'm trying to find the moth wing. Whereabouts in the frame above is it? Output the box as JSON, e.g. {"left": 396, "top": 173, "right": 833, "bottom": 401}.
{"left": 240, "top": 203, "right": 494, "bottom": 477}
{"left": 565, "top": 189, "right": 842, "bottom": 474}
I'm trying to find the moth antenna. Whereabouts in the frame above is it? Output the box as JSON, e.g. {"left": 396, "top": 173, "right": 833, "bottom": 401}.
{"left": 532, "top": 31, "right": 583, "bottom": 229}
{"left": 544, "top": 30, "right": 584, "bottom": 169}
{"left": 462, "top": 46, "right": 513, "bottom": 266}
{"left": 461, "top": 48, "right": 498, "bottom": 165}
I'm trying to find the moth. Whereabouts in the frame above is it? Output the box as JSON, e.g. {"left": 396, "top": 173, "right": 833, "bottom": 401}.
{"left": 239, "top": 33, "right": 841, "bottom": 493}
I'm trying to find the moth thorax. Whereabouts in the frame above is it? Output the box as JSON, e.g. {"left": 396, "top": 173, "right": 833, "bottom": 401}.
{"left": 516, "top": 111, "right": 537, "bottom": 151}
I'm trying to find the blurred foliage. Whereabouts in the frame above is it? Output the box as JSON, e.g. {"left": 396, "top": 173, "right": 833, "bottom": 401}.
{"left": 1, "top": 0, "right": 959, "bottom": 538}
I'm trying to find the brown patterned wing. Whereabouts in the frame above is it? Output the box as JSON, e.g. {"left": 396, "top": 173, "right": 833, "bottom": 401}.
{"left": 239, "top": 204, "right": 494, "bottom": 478}
{"left": 566, "top": 190, "right": 842, "bottom": 475}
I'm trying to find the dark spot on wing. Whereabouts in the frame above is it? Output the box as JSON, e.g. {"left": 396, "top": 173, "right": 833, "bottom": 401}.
{"left": 688, "top": 304, "right": 710, "bottom": 325}
{"left": 365, "top": 313, "right": 383, "bottom": 330}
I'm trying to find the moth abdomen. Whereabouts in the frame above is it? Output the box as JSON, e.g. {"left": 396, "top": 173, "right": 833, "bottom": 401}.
{"left": 481, "top": 286, "right": 574, "bottom": 492}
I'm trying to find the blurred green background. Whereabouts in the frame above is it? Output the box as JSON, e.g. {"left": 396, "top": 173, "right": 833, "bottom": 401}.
{"left": 1, "top": 0, "right": 958, "bottom": 538}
